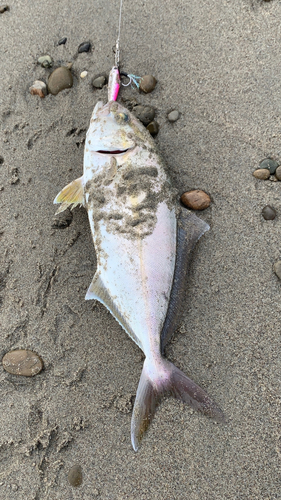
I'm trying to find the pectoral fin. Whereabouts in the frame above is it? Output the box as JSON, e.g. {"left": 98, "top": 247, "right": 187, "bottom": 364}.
{"left": 54, "top": 176, "right": 84, "bottom": 214}
{"left": 86, "top": 274, "right": 142, "bottom": 349}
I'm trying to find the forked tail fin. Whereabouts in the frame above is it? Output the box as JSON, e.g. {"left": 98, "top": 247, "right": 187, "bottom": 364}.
{"left": 131, "top": 357, "right": 224, "bottom": 451}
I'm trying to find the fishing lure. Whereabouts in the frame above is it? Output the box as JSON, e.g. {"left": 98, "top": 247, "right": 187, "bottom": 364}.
{"left": 54, "top": 1, "right": 224, "bottom": 451}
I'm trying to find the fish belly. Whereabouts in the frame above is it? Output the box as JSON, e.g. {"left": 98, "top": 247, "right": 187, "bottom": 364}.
{"left": 88, "top": 201, "right": 177, "bottom": 356}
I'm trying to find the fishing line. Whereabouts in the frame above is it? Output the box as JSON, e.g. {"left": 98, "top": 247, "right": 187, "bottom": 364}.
{"left": 114, "top": 0, "right": 141, "bottom": 90}
{"left": 115, "top": 0, "right": 123, "bottom": 67}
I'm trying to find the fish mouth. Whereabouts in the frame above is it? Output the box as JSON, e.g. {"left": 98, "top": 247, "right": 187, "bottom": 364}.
{"left": 96, "top": 148, "right": 132, "bottom": 155}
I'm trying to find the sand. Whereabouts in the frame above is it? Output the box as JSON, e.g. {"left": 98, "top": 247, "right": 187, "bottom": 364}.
{"left": 0, "top": 0, "right": 280, "bottom": 498}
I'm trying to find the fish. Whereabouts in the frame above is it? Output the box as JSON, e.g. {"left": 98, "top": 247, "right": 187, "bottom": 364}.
{"left": 54, "top": 81, "right": 224, "bottom": 451}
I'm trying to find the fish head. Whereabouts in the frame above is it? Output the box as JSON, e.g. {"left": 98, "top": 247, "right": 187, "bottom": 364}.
{"left": 85, "top": 100, "right": 154, "bottom": 160}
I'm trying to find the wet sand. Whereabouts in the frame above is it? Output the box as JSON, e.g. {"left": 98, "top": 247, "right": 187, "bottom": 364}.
{"left": 0, "top": 0, "right": 280, "bottom": 498}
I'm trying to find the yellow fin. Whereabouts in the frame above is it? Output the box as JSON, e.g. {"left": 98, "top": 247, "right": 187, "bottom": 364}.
{"left": 54, "top": 177, "right": 84, "bottom": 213}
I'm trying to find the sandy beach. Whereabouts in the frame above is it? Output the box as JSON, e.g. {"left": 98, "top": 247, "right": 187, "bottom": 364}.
{"left": 0, "top": 0, "right": 280, "bottom": 498}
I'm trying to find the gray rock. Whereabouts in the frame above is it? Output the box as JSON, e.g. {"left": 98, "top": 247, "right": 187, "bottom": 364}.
{"left": 92, "top": 75, "right": 107, "bottom": 89}
{"left": 273, "top": 261, "right": 281, "bottom": 279}
{"left": 68, "top": 465, "right": 83, "bottom": 487}
{"left": 147, "top": 120, "right": 159, "bottom": 136}
{"left": 78, "top": 42, "right": 91, "bottom": 53}
{"left": 139, "top": 75, "right": 157, "bottom": 93}
{"left": 259, "top": 158, "right": 279, "bottom": 174}
{"left": 133, "top": 105, "right": 155, "bottom": 126}
{"left": 2, "top": 349, "right": 43, "bottom": 376}
{"left": 48, "top": 67, "right": 73, "bottom": 95}
{"left": 167, "top": 110, "right": 180, "bottom": 122}
{"left": 261, "top": 205, "right": 276, "bottom": 220}
{"left": 253, "top": 169, "right": 270, "bottom": 180}
{"left": 58, "top": 37, "right": 67, "bottom": 45}
{"left": 37, "top": 55, "right": 53, "bottom": 68}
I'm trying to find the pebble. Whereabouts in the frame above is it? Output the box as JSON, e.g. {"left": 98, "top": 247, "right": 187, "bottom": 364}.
{"left": 0, "top": 156, "right": 4, "bottom": 165}
{"left": 259, "top": 158, "right": 279, "bottom": 174}
{"left": 0, "top": 5, "right": 9, "bottom": 13}
{"left": 58, "top": 37, "right": 67, "bottom": 45}
{"left": 139, "top": 75, "right": 157, "bottom": 93}
{"left": 167, "top": 110, "right": 180, "bottom": 122}
{"left": 10, "top": 168, "right": 19, "bottom": 184}
{"left": 29, "top": 80, "right": 47, "bottom": 99}
{"left": 261, "top": 205, "right": 276, "bottom": 220}
{"left": 253, "top": 169, "right": 270, "bottom": 180}
{"left": 80, "top": 71, "right": 88, "bottom": 79}
{"left": 275, "top": 165, "right": 281, "bottom": 180}
{"left": 2, "top": 349, "right": 43, "bottom": 377}
{"left": 181, "top": 190, "right": 211, "bottom": 210}
{"left": 133, "top": 105, "right": 155, "bottom": 126}
{"left": 37, "top": 55, "right": 53, "bottom": 69}
{"left": 147, "top": 121, "right": 159, "bottom": 136}
{"left": 68, "top": 465, "right": 83, "bottom": 487}
{"left": 92, "top": 75, "right": 107, "bottom": 89}
{"left": 273, "top": 261, "right": 281, "bottom": 280}
{"left": 78, "top": 42, "right": 91, "bottom": 53}
{"left": 52, "top": 209, "right": 73, "bottom": 229}
{"left": 47, "top": 67, "right": 73, "bottom": 95}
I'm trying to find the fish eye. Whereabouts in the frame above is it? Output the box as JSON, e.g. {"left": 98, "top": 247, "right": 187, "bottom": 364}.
{"left": 115, "top": 112, "right": 130, "bottom": 123}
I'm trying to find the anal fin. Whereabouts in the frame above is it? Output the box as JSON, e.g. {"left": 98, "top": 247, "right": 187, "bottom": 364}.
{"left": 54, "top": 176, "right": 84, "bottom": 214}
{"left": 86, "top": 274, "right": 142, "bottom": 349}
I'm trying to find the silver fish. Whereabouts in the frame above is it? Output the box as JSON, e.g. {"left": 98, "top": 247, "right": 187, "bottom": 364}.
{"left": 54, "top": 99, "right": 224, "bottom": 451}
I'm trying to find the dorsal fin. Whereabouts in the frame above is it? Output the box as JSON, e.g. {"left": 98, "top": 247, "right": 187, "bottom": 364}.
{"left": 54, "top": 177, "right": 84, "bottom": 214}
{"left": 160, "top": 209, "right": 210, "bottom": 353}
{"left": 86, "top": 274, "right": 142, "bottom": 349}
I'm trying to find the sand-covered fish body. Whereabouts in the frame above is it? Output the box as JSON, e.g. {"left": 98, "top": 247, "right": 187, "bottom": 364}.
{"left": 54, "top": 99, "right": 224, "bottom": 451}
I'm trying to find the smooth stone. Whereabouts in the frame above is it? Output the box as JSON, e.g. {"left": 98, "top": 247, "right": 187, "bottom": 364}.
{"left": 253, "top": 169, "right": 270, "bottom": 180}
{"left": 52, "top": 209, "right": 73, "bottom": 229}
{"left": 92, "top": 75, "right": 107, "bottom": 89}
{"left": 275, "top": 165, "right": 281, "bottom": 180}
{"left": 167, "top": 110, "right": 180, "bottom": 122}
{"left": 37, "top": 55, "right": 53, "bottom": 69}
{"left": 261, "top": 205, "right": 276, "bottom": 220}
{"left": 2, "top": 349, "right": 43, "bottom": 376}
{"left": 181, "top": 190, "right": 211, "bottom": 210}
{"left": 139, "top": 75, "right": 157, "bottom": 93}
{"left": 273, "top": 261, "right": 281, "bottom": 280}
{"left": 0, "top": 5, "right": 9, "bottom": 13}
{"left": 146, "top": 121, "right": 159, "bottom": 136}
{"left": 78, "top": 42, "right": 91, "bottom": 53}
{"left": 133, "top": 105, "right": 155, "bottom": 126}
{"left": 47, "top": 67, "right": 73, "bottom": 95}
{"left": 58, "top": 37, "right": 67, "bottom": 45}
{"left": 68, "top": 465, "right": 83, "bottom": 487}
{"left": 259, "top": 158, "right": 279, "bottom": 174}
{"left": 80, "top": 71, "right": 88, "bottom": 78}
{"left": 29, "top": 80, "right": 47, "bottom": 98}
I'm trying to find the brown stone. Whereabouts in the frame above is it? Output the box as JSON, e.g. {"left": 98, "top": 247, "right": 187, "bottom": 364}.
{"left": 253, "top": 169, "right": 270, "bottom": 180}
{"left": 68, "top": 465, "right": 83, "bottom": 487}
{"left": 0, "top": 5, "right": 9, "bottom": 13}
{"left": 47, "top": 67, "right": 73, "bottom": 96}
{"left": 139, "top": 75, "right": 157, "bottom": 93}
{"left": 273, "top": 261, "right": 281, "bottom": 279}
{"left": 29, "top": 80, "right": 47, "bottom": 99}
{"left": 181, "top": 190, "right": 211, "bottom": 210}
{"left": 146, "top": 121, "right": 159, "bottom": 136}
{"left": 2, "top": 349, "right": 43, "bottom": 376}
{"left": 275, "top": 166, "right": 281, "bottom": 180}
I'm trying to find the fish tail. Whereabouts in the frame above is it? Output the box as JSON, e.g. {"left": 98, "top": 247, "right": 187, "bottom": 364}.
{"left": 131, "top": 357, "right": 224, "bottom": 451}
